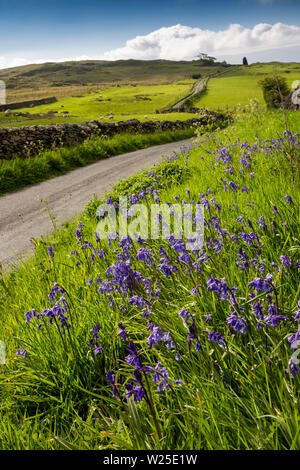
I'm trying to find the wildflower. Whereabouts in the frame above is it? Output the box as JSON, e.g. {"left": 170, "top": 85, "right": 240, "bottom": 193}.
{"left": 187, "top": 322, "right": 198, "bottom": 341}
{"left": 224, "top": 181, "right": 239, "bottom": 192}
{"left": 74, "top": 222, "right": 84, "bottom": 242}
{"left": 128, "top": 296, "right": 148, "bottom": 308}
{"left": 206, "top": 331, "right": 226, "bottom": 349}
{"left": 227, "top": 313, "right": 247, "bottom": 334}
{"left": 285, "top": 357, "right": 300, "bottom": 379}
{"left": 236, "top": 249, "right": 249, "bottom": 271}
{"left": 17, "top": 349, "right": 28, "bottom": 358}
{"left": 207, "top": 276, "right": 237, "bottom": 304}
{"left": 129, "top": 194, "right": 138, "bottom": 204}
{"left": 125, "top": 341, "right": 142, "bottom": 368}
{"left": 48, "top": 283, "right": 65, "bottom": 302}
{"left": 252, "top": 301, "right": 264, "bottom": 320}
{"left": 24, "top": 309, "right": 35, "bottom": 324}
{"left": 178, "top": 308, "right": 191, "bottom": 323}
{"left": 47, "top": 246, "right": 54, "bottom": 258}
{"left": 280, "top": 255, "right": 291, "bottom": 268}
{"left": 136, "top": 248, "right": 154, "bottom": 266}
{"left": 258, "top": 216, "right": 267, "bottom": 231}
{"left": 147, "top": 323, "right": 164, "bottom": 349}
{"left": 152, "top": 362, "right": 171, "bottom": 391}
{"left": 191, "top": 285, "right": 202, "bottom": 296}
{"left": 294, "top": 300, "right": 300, "bottom": 321}
{"left": 248, "top": 274, "right": 273, "bottom": 292}
{"left": 106, "top": 370, "right": 118, "bottom": 397}
{"left": 116, "top": 322, "right": 127, "bottom": 342}
{"left": 284, "top": 195, "right": 293, "bottom": 205}
{"left": 202, "top": 314, "right": 212, "bottom": 325}
{"left": 124, "top": 383, "right": 145, "bottom": 402}
{"left": 158, "top": 254, "right": 178, "bottom": 278}
{"left": 241, "top": 186, "right": 251, "bottom": 194}
{"left": 87, "top": 323, "right": 102, "bottom": 355}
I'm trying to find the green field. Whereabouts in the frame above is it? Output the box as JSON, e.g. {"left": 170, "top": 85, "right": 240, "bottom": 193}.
{"left": 0, "top": 59, "right": 230, "bottom": 101}
{"left": 0, "top": 108, "right": 299, "bottom": 450}
{"left": 0, "top": 81, "right": 200, "bottom": 127}
{"left": 193, "top": 62, "right": 300, "bottom": 109}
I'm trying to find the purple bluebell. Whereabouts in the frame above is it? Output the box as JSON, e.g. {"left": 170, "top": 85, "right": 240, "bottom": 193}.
{"left": 284, "top": 195, "right": 293, "bottom": 205}
{"left": 280, "top": 255, "right": 291, "bottom": 268}
{"left": 116, "top": 322, "right": 127, "bottom": 342}
{"left": 17, "top": 349, "right": 28, "bottom": 358}
{"left": 227, "top": 313, "right": 247, "bottom": 334}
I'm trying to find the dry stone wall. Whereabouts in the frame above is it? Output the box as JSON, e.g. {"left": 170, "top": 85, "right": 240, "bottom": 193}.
{"left": 0, "top": 97, "right": 57, "bottom": 112}
{"left": 0, "top": 113, "right": 226, "bottom": 160}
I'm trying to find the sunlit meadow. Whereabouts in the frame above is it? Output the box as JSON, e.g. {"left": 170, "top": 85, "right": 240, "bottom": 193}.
{"left": 0, "top": 106, "right": 299, "bottom": 450}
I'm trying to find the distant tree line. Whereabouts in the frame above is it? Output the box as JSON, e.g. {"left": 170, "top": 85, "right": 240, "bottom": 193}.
{"left": 194, "top": 53, "right": 229, "bottom": 67}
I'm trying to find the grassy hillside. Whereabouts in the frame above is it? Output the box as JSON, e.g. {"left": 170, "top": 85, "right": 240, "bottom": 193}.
{"left": 193, "top": 62, "right": 300, "bottom": 109}
{"left": 0, "top": 107, "right": 299, "bottom": 450}
{"left": 0, "top": 59, "right": 229, "bottom": 102}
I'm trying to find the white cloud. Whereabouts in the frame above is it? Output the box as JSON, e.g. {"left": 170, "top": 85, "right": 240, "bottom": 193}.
{"left": 101, "top": 22, "right": 300, "bottom": 61}
{"left": 1, "top": 22, "right": 300, "bottom": 70}
{"left": 0, "top": 56, "right": 32, "bottom": 69}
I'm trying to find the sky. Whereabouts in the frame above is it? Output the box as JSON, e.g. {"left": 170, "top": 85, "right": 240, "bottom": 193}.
{"left": 0, "top": 0, "right": 300, "bottom": 69}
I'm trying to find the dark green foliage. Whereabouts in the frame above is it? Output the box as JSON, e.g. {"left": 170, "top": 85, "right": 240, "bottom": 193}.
{"left": 258, "top": 76, "right": 290, "bottom": 108}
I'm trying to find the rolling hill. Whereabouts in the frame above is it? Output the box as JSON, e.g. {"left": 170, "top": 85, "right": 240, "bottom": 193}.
{"left": 0, "top": 59, "right": 230, "bottom": 102}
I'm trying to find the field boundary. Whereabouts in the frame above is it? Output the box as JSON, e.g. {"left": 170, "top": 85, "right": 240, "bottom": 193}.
{"left": 0, "top": 113, "right": 227, "bottom": 161}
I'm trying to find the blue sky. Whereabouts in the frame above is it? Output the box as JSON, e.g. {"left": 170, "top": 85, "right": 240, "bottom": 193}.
{"left": 0, "top": 0, "right": 300, "bottom": 68}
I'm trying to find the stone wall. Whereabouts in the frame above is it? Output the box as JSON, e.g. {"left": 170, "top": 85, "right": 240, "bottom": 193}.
{"left": 0, "top": 113, "right": 226, "bottom": 161}
{"left": 0, "top": 97, "right": 57, "bottom": 112}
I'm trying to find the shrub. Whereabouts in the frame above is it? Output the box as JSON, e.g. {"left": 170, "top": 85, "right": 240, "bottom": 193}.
{"left": 258, "top": 76, "right": 290, "bottom": 109}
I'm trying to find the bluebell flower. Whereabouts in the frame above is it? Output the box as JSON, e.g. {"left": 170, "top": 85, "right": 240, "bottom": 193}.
{"left": 17, "top": 349, "right": 28, "bottom": 358}
{"left": 227, "top": 313, "right": 247, "bottom": 334}
{"left": 205, "top": 331, "right": 226, "bottom": 349}
{"left": 280, "top": 255, "right": 291, "bottom": 268}
{"left": 116, "top": 322, "right": 127, "bottom": 342}
{"left": 284, "top": 195, "right": 292, "bottom": 205}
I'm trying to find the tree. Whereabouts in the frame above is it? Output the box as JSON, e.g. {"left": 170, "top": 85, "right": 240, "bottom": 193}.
{"left": 258, "top": 76, "right": 290, "bottom": 109}
{"left": 198, "top": 53, "right": 217, "bottom": 63}
{"left": 242, "top": 57, "right": 248, "bottom": 66}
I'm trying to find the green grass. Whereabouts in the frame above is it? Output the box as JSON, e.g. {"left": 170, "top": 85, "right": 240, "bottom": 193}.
{"left": 0, "top": 59, "right": 230, "bottom": 97}
{"left": 0, "top": 107, "right": 299, "bottom": 450}
{"left": 0, "top": 127, "right": 196, "bottom": 195}
{"left": 193, "top": 63, "right": 300, "bottom": 109}
{"left": 0, "top": 81, "right": 201, "bottom": 127}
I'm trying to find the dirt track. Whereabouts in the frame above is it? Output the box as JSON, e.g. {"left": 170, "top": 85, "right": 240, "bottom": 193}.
{"left": 0, "top": 138, "right": 192, "bottom": 270}
{"left": 171, "top": 78, "right": 206, "bottom": 110}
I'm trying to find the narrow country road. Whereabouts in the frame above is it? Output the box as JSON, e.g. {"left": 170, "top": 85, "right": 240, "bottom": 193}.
{"left": 171, "top": 78, "right": 206, "bottom": 110}
{"left": 0, "top": 138, "right": 192, "bottom": 270}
